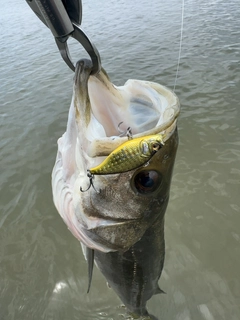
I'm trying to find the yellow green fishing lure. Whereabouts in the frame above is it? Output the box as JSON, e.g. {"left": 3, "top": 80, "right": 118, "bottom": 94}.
{"left": 80, "top": 133, "right": 164, "bottom": 192}
{"left": 90, "top": 134, "right": 164, "bottom": 175}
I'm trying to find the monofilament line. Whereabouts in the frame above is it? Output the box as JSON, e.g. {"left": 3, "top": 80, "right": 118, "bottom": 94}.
{"left": 173, "top": 0, "right": 185, "bottom": 92}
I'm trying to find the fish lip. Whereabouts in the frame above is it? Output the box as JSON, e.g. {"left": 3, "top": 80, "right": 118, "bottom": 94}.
{"left": 88, "top": 117, "right": 179, "bottom": 158}
{"left": 74, "top": 59, "right": 93, "bottom": 86}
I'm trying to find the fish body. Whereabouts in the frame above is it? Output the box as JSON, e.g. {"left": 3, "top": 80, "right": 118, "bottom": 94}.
{"left": 95, "top": 218, "right": 165, "bottom": 316}
{"left": 51, "top": 59, "right": 180, "bottom": 316}
{"left": 90, "top": 134, "right": 164, "bottom": 175}
{"left": 94, "top": 129, "right": 178, "bottom": 316}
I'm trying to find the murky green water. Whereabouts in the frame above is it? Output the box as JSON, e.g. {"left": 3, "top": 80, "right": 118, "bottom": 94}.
{"left": 1, "top": 0, "right": 240, "bottom": 319}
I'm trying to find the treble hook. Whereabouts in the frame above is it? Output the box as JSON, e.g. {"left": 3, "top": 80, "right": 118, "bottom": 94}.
{"left": 117, "top": 122, "right": 133, "bottom": 139}
{"left": 80, "top": 170, "right": 100, "bottom": 193}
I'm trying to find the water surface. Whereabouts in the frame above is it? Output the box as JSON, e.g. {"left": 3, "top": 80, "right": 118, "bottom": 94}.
{"left": 1, "top": 0, "right": 240, "bottom": 319}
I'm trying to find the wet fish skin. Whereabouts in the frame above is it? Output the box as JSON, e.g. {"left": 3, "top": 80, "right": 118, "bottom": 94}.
{"left": 65, "top": 60, "right": 178, "bottom": 253}
{"left": 52, "top": 59, "right": 180, "bottom": 317}
{"left": 94, "top": 130, "right": 178, "bottom": 317}
{"left": 94, "top": 218, "right": 165, "bottom": 317}
{"left": 77, "top": 128, "right": 178, "bottom": 254}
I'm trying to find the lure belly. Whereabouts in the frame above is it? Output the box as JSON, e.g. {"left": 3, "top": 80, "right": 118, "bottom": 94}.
{"left": 90, "top": 134, "right": 164, "bottom": 175}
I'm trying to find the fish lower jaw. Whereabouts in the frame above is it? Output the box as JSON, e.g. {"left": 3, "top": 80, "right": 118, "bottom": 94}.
{"left": 84, "top": 118, "right": 178, "bottom": 159}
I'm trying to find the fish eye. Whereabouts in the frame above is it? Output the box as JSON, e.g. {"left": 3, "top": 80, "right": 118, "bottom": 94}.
{"left": 133, "top": 170, "right": 162, "bottom": 194}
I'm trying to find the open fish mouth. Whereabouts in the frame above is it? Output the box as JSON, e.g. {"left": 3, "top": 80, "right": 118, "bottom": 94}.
{"left": 81, "top": 61, "right": 180, "bottom": 158}
{"left": 52, "top": 59, "right": 180, "bottom": 253}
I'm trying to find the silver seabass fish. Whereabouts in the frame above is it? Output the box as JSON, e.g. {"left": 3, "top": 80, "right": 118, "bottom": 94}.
{"left": 52, "top": 59, "right": 180, "bottom": 317}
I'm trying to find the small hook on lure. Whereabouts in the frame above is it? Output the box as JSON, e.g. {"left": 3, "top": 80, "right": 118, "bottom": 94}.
{"left": 80, "top": 170, "right": 100, "bottom": 193}
{"left": 117, "top": 122, "right": 133, "bottom": 139}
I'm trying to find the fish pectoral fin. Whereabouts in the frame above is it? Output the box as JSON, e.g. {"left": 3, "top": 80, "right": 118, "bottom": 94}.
{"left": 86, "top": 248, "right": 94, "bottom": 293}
{"left": 154, "top": 286, "right": 166, "bottom": 295}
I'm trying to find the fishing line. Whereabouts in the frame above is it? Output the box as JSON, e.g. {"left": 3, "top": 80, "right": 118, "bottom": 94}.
{"left": 173, "top": 0, "right": 185, "bottom": 92}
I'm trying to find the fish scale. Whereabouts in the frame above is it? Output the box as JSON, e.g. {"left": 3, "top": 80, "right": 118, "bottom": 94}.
{"left": 90, "top": 134, "right": 164, "bottom": 175}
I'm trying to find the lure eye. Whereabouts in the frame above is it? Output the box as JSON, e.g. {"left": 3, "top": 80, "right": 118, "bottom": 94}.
{"left": 152, "top": 143, "right": 160, "bottom": 151}
{"left": 133, "top": 170, "right": 162, "bottom": 194}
